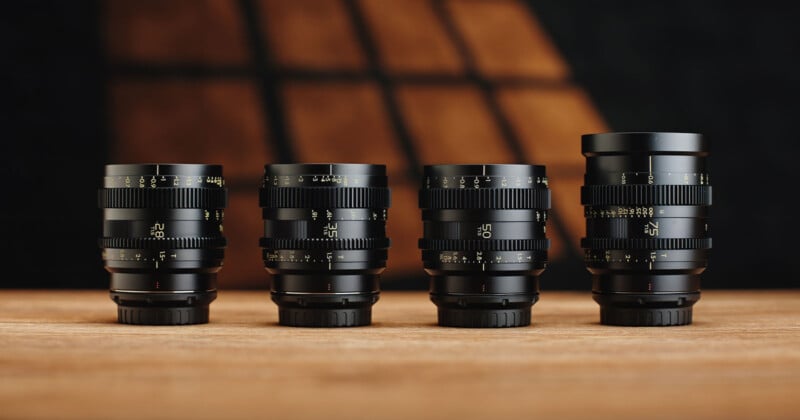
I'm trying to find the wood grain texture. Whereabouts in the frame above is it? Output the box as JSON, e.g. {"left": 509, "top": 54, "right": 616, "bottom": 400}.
{"left": 1, "top": 290, "right": 798, "bottom": 420}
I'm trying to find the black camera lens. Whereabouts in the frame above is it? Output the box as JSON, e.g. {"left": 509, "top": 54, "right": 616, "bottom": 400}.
{"left": 98, "top": 164, "right": 227, "bottom": 325}
{"left": 581, "top": 132, "right": 712, "bottom": 326}
{"left": 418, "top": 164, "right": 551, "bottom": 328}
{"left": 259, "top": 163, "right": 390, "bottom": 327}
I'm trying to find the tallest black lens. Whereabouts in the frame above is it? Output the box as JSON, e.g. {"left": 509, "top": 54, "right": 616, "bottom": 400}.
{"left": 581, "top": 132, "right": 712, "bottom": 326}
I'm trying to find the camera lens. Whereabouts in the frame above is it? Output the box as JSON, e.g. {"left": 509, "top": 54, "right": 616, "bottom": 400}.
{"left": 259, "top": 163, "right": 390, "bottom": 327}
{"left": 98, "top": 164, "right": 227, "bottom": 325}
{"left": 581, "top": 132, "right": 712, "bottom": 326}
{"left": 418, "top": 164, "right": 551, "bottom": 328}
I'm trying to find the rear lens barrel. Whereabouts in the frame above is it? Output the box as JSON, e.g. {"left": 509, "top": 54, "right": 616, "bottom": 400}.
{"left": 99, "top": 164, "right": 227, "bottom": 325}
{"left": 419, "top": 164, "right": 551, "bottom": 327}
{"left": 581, "top": 132, "right": 712, "bottom": 326}
{"left": 259, "top": 163, "right": 390, "bottom": 327}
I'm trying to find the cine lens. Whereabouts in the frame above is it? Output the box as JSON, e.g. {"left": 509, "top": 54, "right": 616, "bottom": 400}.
{"left": 581, "top": 132, "right": 712, "bottom": 326}
{"left": 98, "top": 164, "right": 227, "bottom": 325}
{"left": 418, "top": 164, "right": 551, "bottom": 328}
{"left": 259, "top": 163, "right": 390, "bottom": 327}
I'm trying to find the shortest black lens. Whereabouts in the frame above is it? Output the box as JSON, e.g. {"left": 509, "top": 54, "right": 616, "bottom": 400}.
{"left": 419, "top": 164, "right": 551, "bottom": 327}
{"left": 99, "top": 163, "right": 227, "bottom": 325}
{"left": 259, "top": 163, "right": 390, "bottom": 327}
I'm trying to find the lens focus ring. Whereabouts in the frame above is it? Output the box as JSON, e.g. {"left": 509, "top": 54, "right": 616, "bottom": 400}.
{"left": 259, "top": 187, "right": 390, "bottom": 209}
{"left": 419, "top": 188, "right": 550, "bottom": 209}
{"left": 581, "top": 185, "right": 712, "bottom": 206}
{"left": 99, "top": 188, "right": 227, "bottom": 209}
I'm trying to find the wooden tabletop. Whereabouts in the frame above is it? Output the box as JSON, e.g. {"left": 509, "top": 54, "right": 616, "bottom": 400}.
{"left": 1, "top": 289, "right": 798, "bottom": 420}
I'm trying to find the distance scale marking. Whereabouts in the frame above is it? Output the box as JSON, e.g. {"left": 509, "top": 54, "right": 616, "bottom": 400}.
{"left": 424, "top": 174, "right": 548, "bottom": 189}
{"left": 104, "top": 175, "right": 225, "bottom": 188}
{"left": 584, "top": 205, "right": 710, "bottom": 219}
{"left": 261, "top": 208, "right": 387, "bottom": 222}
{"left": 602, "top": 171, "right": 711, "bottom": 185}
{"left": 423, "top": 250, "right": 547, "bottom": 266}
{"left": 262, "top": 174, "right": 379, "bottom": 188}
{"left": 262, "top": 249, "right": 387, "bottom": 271}
{"left": 584, "top": 249, "right": 708, "bottom": 264}
{"left": 102, "top": 248, "right": 224, "bottom": 268}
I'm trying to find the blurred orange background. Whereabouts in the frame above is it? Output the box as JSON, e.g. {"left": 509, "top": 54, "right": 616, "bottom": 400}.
{"left": 7, "top": 1, "right": 798, "bottom": 290}
{"left": 104, "top": 0, "right": 605, "bottom": 289}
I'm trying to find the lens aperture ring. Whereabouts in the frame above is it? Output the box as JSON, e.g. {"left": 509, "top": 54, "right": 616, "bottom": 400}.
{"left": 99, "top": 188, "right": 227, "bottom": 209}
{"left": 259, "top": 187, "right": 390, "bottom": 209}
{"left": 581, "top": 237, "right": 712, "bottom": 250}
{"left": 259, "top": 237, "right": 390, "bottom": 250}
{"left": 99, "top": 236, "right": 227, "bottom": 250}
{"left": 418, "top": 238, "right": 549, "bottom": 252}
{"left": 581, "top": 185, "right": 712, "bottom": 206}
{"left": 419, "top": 188, "right": 550, "bottom": 209}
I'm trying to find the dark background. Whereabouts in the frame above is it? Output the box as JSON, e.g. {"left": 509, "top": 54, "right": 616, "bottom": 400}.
{"left": 3, "top": 1, "right": 798, "bottom": 290}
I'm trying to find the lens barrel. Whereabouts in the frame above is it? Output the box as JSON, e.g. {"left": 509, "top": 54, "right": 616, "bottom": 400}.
{"left": 418, "top": 164, "right": 551, "bottom": 328}
{"left": 581, "top": 132, "right": 712, "bottom": 326}
{"left": 259, "top": 163, "right": 390, "bottom": 327}
{"left": 98, "top": 164, "right": 227, "bottom": 325}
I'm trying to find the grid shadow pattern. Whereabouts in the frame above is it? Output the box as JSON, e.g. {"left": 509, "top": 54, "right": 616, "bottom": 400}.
{"left": 104, "top": 0, "right": 608, "bottom": 289}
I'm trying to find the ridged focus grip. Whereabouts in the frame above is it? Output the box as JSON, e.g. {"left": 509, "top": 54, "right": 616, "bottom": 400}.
{"left": 259, "top": 187, "right": 390, "bottom": 209}
{"left": 580, "top": 237, "right": 712, "bottom": 250}
{"left": 418, "top": 238, "right": 550, "bottom": 251}
{"left": 581, "top": 185, "right": 712, "bottom": 206}
{"left": 99, "top": 236, "right": 227, "bottom": 250}
{"left": 99, "top": 188, "right": 227, "bottom": 209}
{"left": 420, "top": 188, "right": 550, "bottom": 209}
{"left": 259, "top": 237, "right": 390, "bottom": 250}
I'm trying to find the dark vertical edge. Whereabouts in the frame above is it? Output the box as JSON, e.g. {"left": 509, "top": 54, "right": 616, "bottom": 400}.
{"left": 94, "top": 0, "right": 112, "bottom": 288}
{"left": 342, "top": 0, "right": 422, "bottom": 182}
{"left": 237, "top": 0, "right": 295, "bottom": 163}
{"left": 1, "top": 1, "right": 110, "bottom": 287}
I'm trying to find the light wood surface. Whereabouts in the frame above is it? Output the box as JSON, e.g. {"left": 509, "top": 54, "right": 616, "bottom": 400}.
{"left": 1, "top": 289, "right": 798, "bottom": 420}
